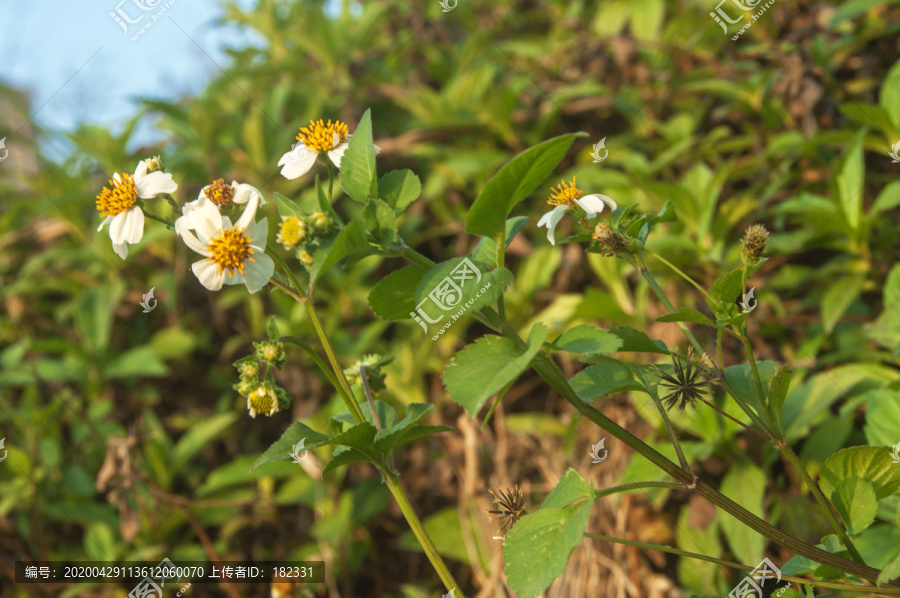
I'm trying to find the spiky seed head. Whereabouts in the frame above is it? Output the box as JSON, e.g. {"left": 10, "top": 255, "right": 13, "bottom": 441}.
{"left": 741, "top": 224, "right": 769, "bottom": 265}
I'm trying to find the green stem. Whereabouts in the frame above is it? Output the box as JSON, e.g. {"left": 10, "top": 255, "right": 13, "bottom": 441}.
{"left": 279, "top": 336, "right": 340, "bottom": 391}
{"left": 384, "top": 474, "right": 465, "bottom": 597}
{"left": 583, "top": 533, "right": 890, "bottom": 594}
{"left": 142, "top": 210, "right": 174, "bottom": 228}
{"left": 644, "top": 250, "right": 712, "bottom": 300}
{"left": 268, "top": 250, "right": 306, "bottom": 299}
{"left": 637, "top": 372, "right": 691, "bottom": 473}
{"left": 594, "top": 481, "right": 685, "bottom": 499}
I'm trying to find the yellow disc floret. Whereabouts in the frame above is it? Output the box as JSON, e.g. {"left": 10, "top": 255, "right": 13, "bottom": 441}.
{"left": 96, "top": 173, "right": 138, "bottom": 217}
{"left": 277, "top": 216, "right": 307, "bottom": 249}
{"left": 296, "top": 119, "right": 349, "bottom": 152}
{"left": 206, "top": 178, "right": 235, "bottom": 207}
{"left": 548, "top": 177, "right": 583, "bottom": 207}
{"left": 206, "top": 227, "right": 254, "bottom": 276}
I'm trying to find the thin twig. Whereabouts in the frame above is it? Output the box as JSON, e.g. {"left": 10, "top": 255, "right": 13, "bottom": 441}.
{"left": 359, "top": 366, "right": 382, "bottom": 431}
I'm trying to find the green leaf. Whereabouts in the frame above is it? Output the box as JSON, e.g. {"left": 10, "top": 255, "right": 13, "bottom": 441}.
{"left": 331, "top": 399, "right": 398, "bottom": 431}
{"left": 307, "top": 220, "right": 371, "bottom": 284}
{"left": 819, "top": 446, "right": 900, "bottom": 501}
{"left": 504, "top": 469, "right": 593, "bottom": 598}
{"left": 378, "top": 169, "right": 421, "bottom": 214}
{"left": 638, "top": 199, "right": 678, "bottom": 244}
{"left": 832, "top": 477, "right": 878, "bottom": 535}
{"left": 723, "top": 361, "right": 778, "bottom": 423}
{"left": 443, "top": 323, "right": 548, "bottom": 417}
{"left": 718, "top": 464, "right": 766, "bottom": 565}
{"left": 609, "top": 326, "right": 669, "bottom": 354}
{"left": 330, "top": 421, "right": 378, "bottom": 451}
{"left": 552, "top": 325, "right": 623, "bottom": 354}
{"left": 878, "top": 551, "right": 900, "bottom": 586}
{"left": 768, "top": 365, "right": 792, "bottom": 433}
{"left": 871, "top": 181, "right": 900, "bottom": 216}
{"left": 471, "top": 216, "right": 529, "bottom": 267}
{"left": 251, "top": 421, "right": 334, "bottom": 471}
{"left": 880, "top": 58, "right": 900, "bottom": 129}
{"left": 655, "top": 308, "right": 716, "bottom": 328}
{"left": 705, "top": 270, "right": 743, "bottom": 323}
{"left": 570, "top": 361, "right": 647, "bottom": 401}
{"left": 374, "top": 403, "right": 435, "bottom": 451}
{"left": 465, "top": 133, "right": 584, "bottom": 244}
{"left": 367, "top": 265, "right": 426, "bottom": 321}
{"left": 377, "top": 425, "right": 454, "bottom": 452}
{"left": 171, "top": 413, "right": 238, "bottom": 472}
{"left": 630, "top": 0, "right": 664, "bottom": 40}
{"left": 266, "top": 316, "right": 280, "bottom": 341}
{"left": 105, "top": 346, "right": 168, "bottom": 378}
{"left": 836, "top": 128, "right": 866, "bottom": 231}
{"left": 399, "top": 507, "right": 480, "bottom": 564}
{"left": 340, "top": 108, "right": 378, "bottom": 202}
{"left": 864, "top": 390, "right": 900, "bottom": 447}
{"left": 414, "top": 258, "right": 514, "bottom": 333}
{"left": 363, "top": 197, "right": 398, "bottom": 246}
{"left": 272, "top": 191, "right": 303, "bottom": 219}
{"left": 821, "top": 273, "right": 865, "bottom": 334}
{"left": 322, "top": 447, "right": 372, "bottom": 476}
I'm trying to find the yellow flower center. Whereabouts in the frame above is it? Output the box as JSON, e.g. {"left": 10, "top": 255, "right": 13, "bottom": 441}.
{"left": 278, "top": 217, "right": 307, "bottom": 247}
{"left": 96, "top": 174, "right": 138, "bottom": 217}
{"left": 249, "top": 386, "right": 278, "bottom": 416}
{"left": 206, "top": 227, "right": 254, "bottom": 276}
{"left": 548, "top": 177, "right": 582, "bottom": 207}
{"left": 206, "top": 178, "right": 235, "bottom": 206}
{"left": 296, "top": 119, "right": 349, "bottom": 152}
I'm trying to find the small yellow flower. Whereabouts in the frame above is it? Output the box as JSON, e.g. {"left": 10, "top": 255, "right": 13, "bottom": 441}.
{"left": 276, "top": 216, "right": 307, "bottom": 250}
{"left": 247, "top": 383, "right": 280, "bottom": 418}
{"left": 298, "top": 249, "right": 315, "bottom": 267}
{"left": 538, "top": 178, "right": 617, "bottom": 246}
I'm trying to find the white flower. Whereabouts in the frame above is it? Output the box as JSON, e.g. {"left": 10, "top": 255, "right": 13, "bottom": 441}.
{"left": 176, "top": 194, "right": 274, "bottom": 294}
{"left": 537, "top": 178, "right": 617, "bottom": 245}
{"left": 277, "top": 118, "right": 380, "bottom": 179}
{"left": 96, "top": 160, "right": 178, "bottom": 258}
{"left": 175, "top": 178, "right": 264, "bottom": 237}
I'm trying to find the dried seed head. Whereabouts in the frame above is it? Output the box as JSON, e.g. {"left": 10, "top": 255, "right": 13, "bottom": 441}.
{"left": 741, "top": 224, "right": 769, "bottom": 265}
{"left": 655, "top": 347, "right": 711, "bottom": 411}
{"left": 487, "top": 485, "right": 527, "bottom": 533}
{"left": 592, "top": 223, "right": 638, "bottom": 257}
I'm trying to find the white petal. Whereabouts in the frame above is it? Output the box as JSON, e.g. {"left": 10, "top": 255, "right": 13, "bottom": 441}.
{"left": 133, "top": 160, "right": 148, "bottom": 179}
{"left": 193, "top": 201, "right": 224, "bottom": 244}
{"left": 235, "top": 195, "right": 261, "bottom": 230}
{"left": 536, "top": 205, "right": 569, "bottom": 246}
{"left": 97, "top": 216, "right": 112, "bottom": 232}
{"left": 192, "top": 259, "right": 225, "bottom": 291}
{"left": 242, "top": 253, "right": 275, "bottom": 294}
{"left": 112, "top": 241, "right": 128, "bottom": 259}
{"left": 277, "top": 148, "right": 317, "bottom": 179}
{"left": 178, "top": 228, "right": 211, "bottom": 256}
{"left": 247, "top": 217, "right": 268, "bottom": 249}
{"left": 233, "top": 182, "right": 264, "bottom": 205}
{"left": 136, "top": 170, "right": 178, "bottom": 198}
{"left": 576, "top": 194, "right": 617, "bottom": 217}
{"left": 108, "top": 211, "right": 130, "bottom": 244}
{"left": 121, "top": 206, "right": 145, "bottom": 244}
{"left": 223, "top": 270, "right": 244, "bottom": 286}
{"left": 327, "top": 142, "right": 350, "bottom": 168}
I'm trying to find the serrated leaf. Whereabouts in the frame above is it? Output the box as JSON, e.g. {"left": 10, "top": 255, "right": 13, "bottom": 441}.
{"left": 832, "top": 477, "right": 877, "bottom": 535}
{"left": 307, "top": 220, "right": 371, "bottom": 284}
{"left": 819, "top": 446, "right": 900, "bottom": 500}
{"left": 322, "top": 447, "right": 372, "bottom": 476}
{"left": 379, "top": 169, "right": 421, "bottom": 214}
{"left": 330, "top": 422, "right": 377, "bottom": 451}
{"left": 374, "top": 403, "right": 434, "bottom": 450}
{"left": 340, "top": 109, "right": 378, "bottom": 202}
{"left": 768, "top": 365, "right": 792, "bottom": 433}
{"left": 655, "top": 308, "right": 716, "bottom": 328}
{"left": 443, "top": 323, "right": 548, "bottom": 417}
{"left": 367, "top": 265, "right": 427, "bottom": 321}
{"left": 570, "top": 361, "right": 647, "bottom": 401}
{"left": 553, "top": 325, "right": 623, "bottom": 354}
{"left": 471, "top": 216, "right": 529, "bottom": 267}
{"left": 705, "top": 270, "right": 744, "bottom": 322}
{"left": 724, "top": 361, "right": 778, "bottom": 424}
{"left": 414, "top": 258, "right": 513, "bottom": 333}
{"left": 332, "top": 400, "right": 398, "bottom": 431}
{"left": 363, "top": 197, "right": 398, "bottom": 246}
{"left": 878, "top": 551, "right": 900, "bottom": 586}
{"left": 466, "top": 133, "right": 584, "bottom": 244}
{"left": 504, "top": 470, "right": 593, "bottom": 598}
{"left": 609, "top": 326, "right": 669, "bottom": 353}
{"left": 251, "top": 422, "right": 334, "bottom": 471}
{"left": 272, "top": 191, "right": 303, "bottom": 219}
{"left": 376, "top": 425, "right": 454, "bottom": 452}
{"left": 639, "top": 199, "right": 678, "bottom": 244}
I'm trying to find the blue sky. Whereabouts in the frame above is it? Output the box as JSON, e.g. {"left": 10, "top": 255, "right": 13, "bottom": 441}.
{"left": 0, "top": 0, "right": 261, "bottom": 155}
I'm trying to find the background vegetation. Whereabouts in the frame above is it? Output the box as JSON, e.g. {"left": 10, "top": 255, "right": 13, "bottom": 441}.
{"left": 2, "top": 0, "right": 900, "bottom": 596}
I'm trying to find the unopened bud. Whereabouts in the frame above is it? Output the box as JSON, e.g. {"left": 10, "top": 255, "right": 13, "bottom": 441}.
{"left": 741, "top": 224, "right": 769, "bottom": 265}
{"left": 309, "top": 211, "right": 330, "bottom": 232}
